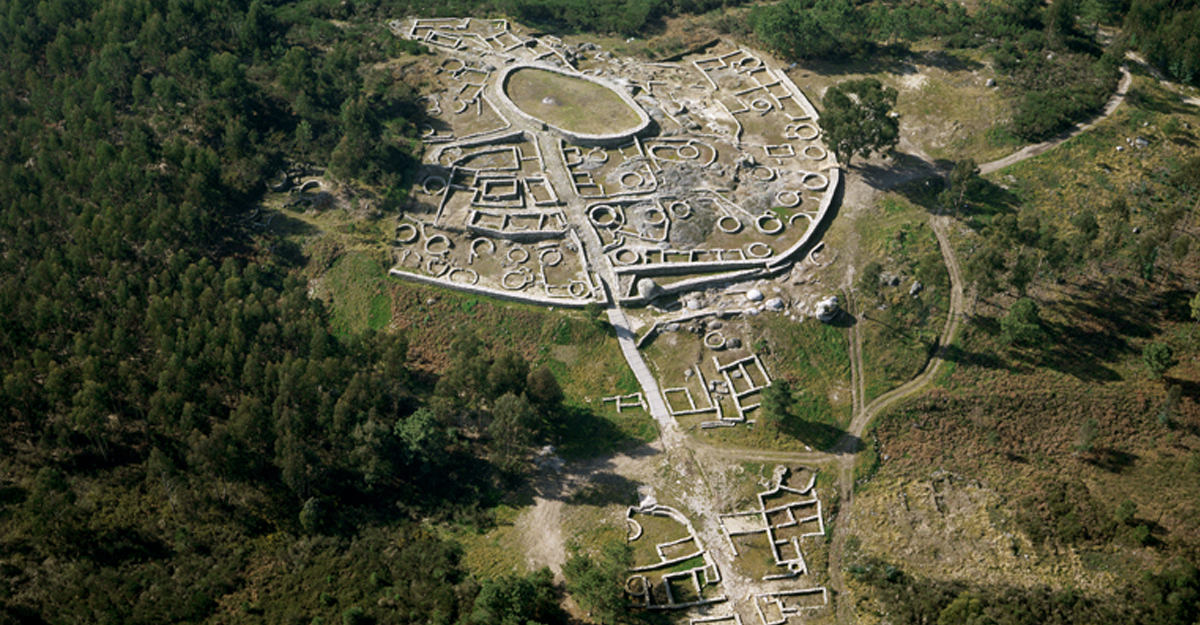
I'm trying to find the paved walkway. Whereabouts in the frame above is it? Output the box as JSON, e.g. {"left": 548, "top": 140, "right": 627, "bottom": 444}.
{"left": 606, "top": 306, "right": 682, "bottom": 446}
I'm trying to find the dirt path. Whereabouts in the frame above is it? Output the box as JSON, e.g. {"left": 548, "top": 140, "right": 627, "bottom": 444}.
{"left": 522, "top": 55, "right": 1124, "bottom": 624}
{"left": 978, "top": 66, "right": 1131, "bottom": 175}
{"left": 839, "top": 214, "right": 965, "bottom": 442}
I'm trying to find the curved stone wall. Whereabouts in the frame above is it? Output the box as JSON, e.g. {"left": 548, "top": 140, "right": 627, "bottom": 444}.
{"left": 493, "top": 63, "right": 653, "bottom": 147}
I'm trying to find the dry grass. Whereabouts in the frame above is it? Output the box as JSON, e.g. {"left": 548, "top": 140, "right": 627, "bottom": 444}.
{"left": 853, "top": 195, "right": 952, "bottom": 403}
{"left": 846, "top": 65, "right": 1200, "bottom": 596}
{"left": 505, "top": 67, "right": 642, "bottom": 135}
{"left": 789, "top": 45, "right": 1016, "bottom": 163}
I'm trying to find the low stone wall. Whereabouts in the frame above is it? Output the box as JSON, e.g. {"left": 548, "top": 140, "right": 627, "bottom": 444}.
{"left": 493, "top": 63, "right": 653, "bottom": 147}
{"left": 465, "top": 225, "right": 568, "bottom": 243}
{"left": 388, "top": 267, "right": 605, "bottom": 308}
{"left": 766, "top": 167, "right": 841, "bottom": 273}
{"left": 615, "top": 258, "right": 766, "bottom": 277}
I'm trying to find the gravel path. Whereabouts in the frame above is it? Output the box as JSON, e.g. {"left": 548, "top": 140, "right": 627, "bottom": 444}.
{"left": 978, "top": 66, "right": 1131, "bottom": 175}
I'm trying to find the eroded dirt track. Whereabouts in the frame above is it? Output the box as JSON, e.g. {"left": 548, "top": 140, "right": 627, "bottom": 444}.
{"left": 512, "top": 41, "right": 1143, "bottom": 625}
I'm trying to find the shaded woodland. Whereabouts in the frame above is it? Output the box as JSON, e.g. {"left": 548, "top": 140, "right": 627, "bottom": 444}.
{"left": 1, "top": 0, "right": 1198, "bottom": 621}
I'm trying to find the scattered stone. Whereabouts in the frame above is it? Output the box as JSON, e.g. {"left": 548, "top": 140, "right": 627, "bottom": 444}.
{"left": 663, "top": 323, "right": 680, "bottom": 332}
{"left": 726, "top": 337, "right": 742, "bottom": 349}
{"left": 765, "top": 297, "right": 784, "bottom": 311}
{"left": 683, "top": 368, "right": 693, "bottom": 378}
{"left": 686, "top": 298, "right": 701, "bottom": 310}
{"left": 637, "top": 277, "right": 662, "bottom": 299}
{"left": 815, "top": 295, "right": 840, "bottom": 323}
{"left": 731, "top": 370, "right": 743, "bottom": 379}
{"left": 985, "top": 78, "right": 996, "bottom": 87}
{"left": 708, "top": 321, "right": 722, "bottom": 330}
{"left": 909, "top": 281, "right": 923, "bottom": 296}
{"left": 746, "top": 288, "right": 764, "bottom": 302}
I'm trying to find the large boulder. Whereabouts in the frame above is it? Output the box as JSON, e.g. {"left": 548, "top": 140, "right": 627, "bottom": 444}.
{"left": 815, "top": 295, "right": 840, "bottom": 323}
{"left": 637, "top": 277, "right": 662, "bottom": 299}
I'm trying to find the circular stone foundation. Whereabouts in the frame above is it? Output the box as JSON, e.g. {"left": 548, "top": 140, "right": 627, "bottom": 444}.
{"left": 396, "top": 223, "right": 419, "bottom": 243}
{"left": 589, "top": 204, "right": 623, "bottom": 228}
{"left": 776, "top": 190, "right": 801, "bottom": 208}
{"left": 717, "top": 215, "right": 742, "bottom": 234}
{"left": 756, "top": 214, "right": 785, "bottom": 235}
{"left": 745, "top": 242, "right": 773, "bottom": 258}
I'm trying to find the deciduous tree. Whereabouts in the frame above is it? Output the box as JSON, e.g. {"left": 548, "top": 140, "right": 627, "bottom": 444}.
{"left": 564, "top": 540, "right": 631, "bottom": 624}
{"left": 1143, "top": 341, "right": 1176, "bottom": 380}
{"left": 821, "top": 78, "right": 900, "bottom": 168}
{"left": 1001, "top": 298, "right": 1043, "bottom": 345}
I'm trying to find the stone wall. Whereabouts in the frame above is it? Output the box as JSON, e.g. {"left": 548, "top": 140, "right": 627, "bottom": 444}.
{"left": 492, "top": 63, "right": 653, "bottom": 147}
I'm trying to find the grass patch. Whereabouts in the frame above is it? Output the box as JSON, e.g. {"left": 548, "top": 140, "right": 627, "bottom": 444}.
{"left": 505, "top": 67, "right": 641, "bottom": 135}
{"left": 753, "top": 314, "right": 852, "bottom": 427}
{"left": 321, "top": 250, "right": 392, "bottom": 337}
{"left": 665, "top": 554, "right": 707, "bottom": 574}
{"left": 853, "top": 194, "right": 951, "bottom": 403}
{"left": 440, "top": 505, "right": 528, "bottom": 579}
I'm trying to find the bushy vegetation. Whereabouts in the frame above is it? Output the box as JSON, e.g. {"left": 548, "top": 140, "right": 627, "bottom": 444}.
{"left": 752, "top": 0, "right": 1122, "bottom": 142}
{"left": 1125, "top": 0, "right": 1200, "bottom": 84}
{"left": 749, "top": 0, "right": 969, "bottom": 60}
{"left": 0, "top": 0, "right": 637, "bottom": 620}
{"left": 850, "top": 556, "right": 1200, "bottom": 624}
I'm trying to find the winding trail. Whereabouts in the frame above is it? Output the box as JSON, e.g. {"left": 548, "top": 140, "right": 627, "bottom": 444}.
{"left": 979, "top": 66, "right": 1131, "bottom": 175}
{"left": 544, "top": 53, "right": 1133, "bottom": 624}
{"left": 841, "top": 214, "right": 965, "bottom": 443}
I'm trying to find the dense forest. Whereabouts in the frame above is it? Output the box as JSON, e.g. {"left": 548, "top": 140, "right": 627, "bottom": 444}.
{"left": 1, "top": 0, "right": 1199, "bottom": 621}
{"left": 749, "top": 0, "right": 1127, "bottom": 141}
{"left": 748, "top": 0, "right": 1197, "bottom": 140}
{"left": 0, "top": 0, "right": 585, "bottom": 620}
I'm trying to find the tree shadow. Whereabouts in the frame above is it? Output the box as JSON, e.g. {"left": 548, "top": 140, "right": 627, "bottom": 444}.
{"left": 826, "top": 309, "right": 858, "bottom": 329}
{"left": 1125, "top": 85, "right": 1196, "bottom": 116}
{"left": 940, "top": 343, "right": 1009, "bottom": 370}
{"left": 855, "top": 154, "right": 941, "bottom": 193}
{"left": 793, "top": 51, "right": 910, "bottom": 79}
{"left": 1055, "top": 291, "right": 1158, "bottom": 341}
{"left": 1012, "top": 321, "right": 1124, "bottom": 382}
{"left": 1081, "top": 447, "right": 1138, "bottom": 473}
{"left": 776, "top": 418, "right": 853, "bottom": 453}
{"left": 962, "top": 178, "right": 1023, "bottom": 220}
{"left": 266, "top": 210, "right": 321, "bottom": 237}
{"left": 1158, "top": 287, "right": 1200, "bottom": 323}
{"left": 554, "top": 403, "right": 656, "bottom": 462}
{"left": 1165, "top": 376, "right": 1200, "bottom": 400}
{"left": 916, "top": 49, "right": 985, "bottom": 73}
{"left": 566, "top": 471, "right": 641, "bottom": 507}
